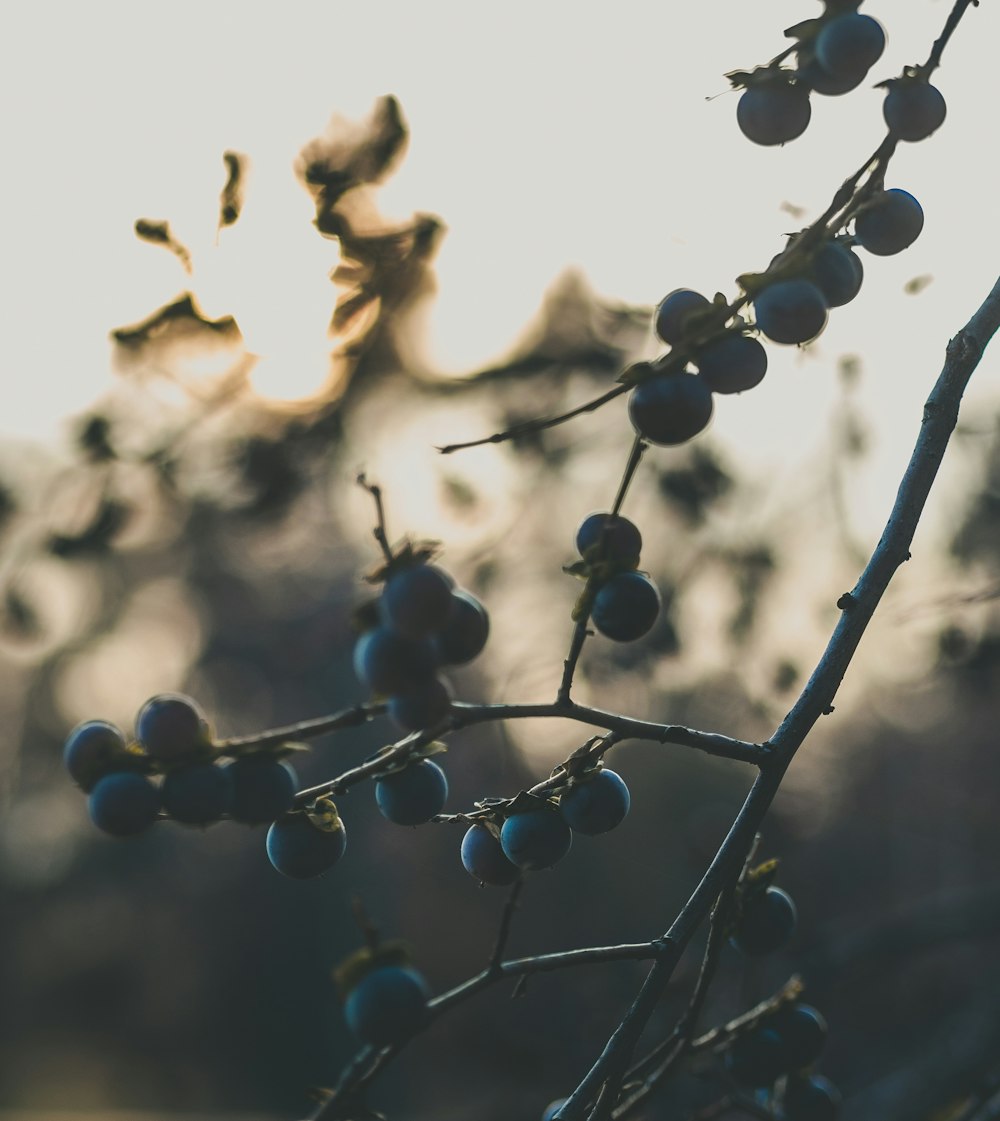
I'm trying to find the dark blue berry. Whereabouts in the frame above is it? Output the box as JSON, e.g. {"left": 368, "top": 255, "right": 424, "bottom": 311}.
{"left": 628, "top": 372, "right": 713, "bottom": 446}
{"left": 353, "top": 626, "right": 437, "bottom": 695}
{"left": 654, "top": 289, "right": 711, "bottom": 346}
{"left": 754, "top": 279, "right": 828, "bottom": 345}
{"left": 63, "top": 719, "right": 129, "bottom": 791}
{"left": 726, "top": 1026, "right": 786, "bottom": 1088}
{"left": 782, "top": 1074, "right": 842, "bottom": 1121}
{"left": 816, "top": 13, "right": 885, "bottom": 78}
{"left": 769, "top": 1003, "right": 828, "bottom": 1070}
{"left": 88, "top": 772, "right": 161, "bottom": 836}
{"left": 731, "top": 885, "right": 797, "bottom": 956}
{"left": 797, "top": 58, "right": 866, "bottom": 97}
{"left": 811, "top": 241, "right": 863, "bottom": 308}
{"left": 343, "top": 965, "right": 430, "bottom": 1047}
{"left": 135, "top": 693, "right": 208, "bottom": 761}
{"left": 375, "top": 759, "right": 449, "bottom": 825}
{"left": 883, "top": 82, "right": 947, "bottom": 142}
{"left": 266, "top": 813, "right": 347, "bottom": 878}
{"left": 500, "top": 807, "right": 572, "bottom": 871}
{"left": 559, "top": 770, "right": 631, "bottom": 835}
{"left": 162, "top": 763, "right": 234, "bottom": 825}
{"left": 737, "top": 80, "right": 811, "bottom": 146}
{"left": 854, "top": 189, "right": 924, "bottom": 256}
{"left": 461, "top": 823, "right": 520, "bottom": 886}
{"left": 227, "top": 757, "right": 297, "bottom": 825}
{"left": 591, "top": 571, "right": 661, "bottom": 642}
{"left": 575, "top": 513, "right": 642, "bottom": 564}
{"left": 695, "top": 334, "right": 768, "bottom": 394}
{"left": 387, "top": 677, "right": 453, "bottom": 732}
{"left": 381, "top": 564, "right": 455, "bottom": 637}
{"left": 432, "top": 590, "right": 490, "bottom": 666}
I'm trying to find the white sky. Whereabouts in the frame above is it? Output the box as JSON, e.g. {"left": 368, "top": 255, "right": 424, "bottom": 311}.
{"left": 3, "top": 0, "right": 998, "bottom": 544}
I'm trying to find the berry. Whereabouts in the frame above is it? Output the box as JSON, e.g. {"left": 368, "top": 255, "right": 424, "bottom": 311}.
{"left": 135, "top": 693, "right": 208, "bottom": 761}
{"left": 811, "top": 241, "right": 863, "bottom": 308}
{"left": 731, "top": 885, "right": 797, "bottom": 956}
{"left": 725, "top": 1026, "right": 786, "bottom": 1088}
{"left": 266, "top": 813, "right": 347, "bottom": 879}
{"left": 737, "top": 80, "right": 811, "bottom": 146}
{"left": 654, "top": 289, "right": 711, "bottom": 347}
{"left": 628, "top": 372, "right": 713, "bottom": 446}
{"left": 500, "top": 806, "right": 573, "bottom": 870}
{"left": 162, "top": 762, "right": 234, "bottom": 825}
{"left": 63, "top": 719, "right": 129, "bottom": 791}
{"left": 228, "top": 756, "right": 297, "bottom": 825}
{"left": 695, "top": 334, "right": 768, "bottom": 395}
{"left": 782, "top": 1074, "right": 842, "bottom": 1121}
{"left": 770, "top": 1003, "right": 828, "bottom": 1070}
{"left": 575, "top": 513, "right": 642, "bottom": 564}
{"left": 88, "top": 772, "right": 161, "bottom": 837}
{"left": 461, "top": 823, "right": 520, "bottom": 886}
{"left": 797, "top": 58, "right": 866, "bottom": 97}
{"left": 375, "top": 759, "right": 449, "bottom": 825}
{"left": 432, "top": 590, "right": 490, "bottom": 666}
{"left": 816, "top": 13, "right": 885, "bottom": 79}
{"left": 753, "top": 279, "right": 828, "bottom": 345}
{"left": 542, "top": 1101, "right": 567, "bottom": 1121}
{"left": 591, "top": 571, "right": 661, "bottom": 642}
{"left": 387, "top": 676, "right": 453, "bottom": 732}
{"left": 854, "top": 189, "right": 924, "bottom": 256}
{"left": 883, "top": 81, "right": 947, "bottom": 142}
{"left": 353, "top": 626, "right": 437, "bottom": 695}
{"left": 381, "top": 564, "right": 455, "bottom": 637}
{"left": 343, "top": 965, "right": 430, "bottom": 1048}
{"left": 559, "top": 770, "right": 631, "bottom": 835}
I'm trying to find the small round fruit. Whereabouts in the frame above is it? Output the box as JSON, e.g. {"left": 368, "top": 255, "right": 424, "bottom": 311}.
{"left": 381, "top": 564, "right": 455, "bottom": 637}
{"left": 500, "top": 807, "right": 573, "bottom": 871}
{"left": 542, "top": 1100, "right": 567, "bottom": 1121}
{"left": 375, "top": 759, "right": 449, "bottom": 825}
{"left": 162, "top": 762, "right": 234, "bottom": 825}
{"left": 87, "top": 772, "right": 161, "bottom": 837}
{"left": 854, "top": 189, "right": 924, "bottom": 256}
{"left": 228, "top": 757, "right": 297, "bottom": 825}
{"left": 753, "top": 279, "right": 828, "bottom": 345}
{"left": 816, "top": 13, "right": 885, "bottom": 78}
{"left": 135, "top": 693, "right": 208, "bottom": 761}
{"left": 461, "top": 823, "right": 520, "bottom": 886}
{"left": 726, "top": 1026, "right": 786, "bottom": 1088}
{"left": 883, "top": 81, "right": 947, "bottom": 142}
{"left": 731, "top": 885, "right": 798, "bottom": 956}
{"left": 695, "top": 334, "right": 768, "bottom": 394}
{"left": 737, "top": 81, "right": 811, "bottom": 146}
{"left": 575, "top": 513, "right": 643, "bottom": 564}
{"left": 432, "top": 590, "right": 490, "bottom": 666}
{"left": 559, "top": 770, "right": 631, "bottom": 835}
{"left": 654, "top": 288, "right": 711, "bottom": 346}
{"left": 344, "top": 965, "right": 430, "bottom": 1048}
{"left": 266, "top": 813, "right": 347, "bottom": 879}
{"left": 770, "top": 1003, "right": 828, "bottom": 1070}
{"left": 63, "top": 719, "right": 129, "bottom": 791}
{"left": 628, "top": 372, "right": 713, "bottom": 446}
{"left": 782, "top": 1074, "right": 842, "bottom": 1121}
{"left": 387, "top": 677, "right": 453, "bottom": 732}
{"left": 591, "top": 571, "right": 661, "bottom": 643}
{"left": 353, "top": 626, "right": 437, "bottom": 695}
{"left": 811, "top": 241, "right": 863, "bottom": 308}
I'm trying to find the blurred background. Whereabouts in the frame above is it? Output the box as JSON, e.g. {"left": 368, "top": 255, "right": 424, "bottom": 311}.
{"left": 3, "top": 2, "right": 1000, "bottom": 1120}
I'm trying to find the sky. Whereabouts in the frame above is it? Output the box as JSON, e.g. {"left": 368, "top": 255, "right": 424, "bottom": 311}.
{"left": 3, "top": 0, "right": 998, "bottom": 544}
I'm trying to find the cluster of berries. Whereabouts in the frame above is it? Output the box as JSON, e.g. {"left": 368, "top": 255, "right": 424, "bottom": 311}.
{"left": 736, "top": 8, "right": 946, "bottom": 149}
{"left": 353, "top": 557, "right": 489, "bottom": 732}
{"left": 460, "top": 767, "right": 631, "bottom": 885}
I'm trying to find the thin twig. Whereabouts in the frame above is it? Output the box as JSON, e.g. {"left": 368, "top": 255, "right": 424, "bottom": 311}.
{"left": 488, "top": 878, "right": 525, "bottom": 974}
{"left": 357, "top": 473, "right": 394, "bottom": 565}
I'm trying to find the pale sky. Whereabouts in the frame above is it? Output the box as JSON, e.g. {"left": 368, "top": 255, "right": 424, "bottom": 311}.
{"left": 3, "top": 0, "right": 998, "bottom": 541}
